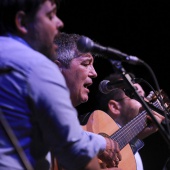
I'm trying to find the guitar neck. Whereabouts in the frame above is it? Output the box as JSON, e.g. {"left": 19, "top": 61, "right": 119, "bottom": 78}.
{"left": 111, "top": 89, "right": 170, "bottom": 150}
{"left": 110, "top": 110, "right": 147, "bottom": 150}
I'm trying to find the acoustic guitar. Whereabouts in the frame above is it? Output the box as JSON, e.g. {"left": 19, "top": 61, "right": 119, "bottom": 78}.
{"left": 82, "top": 109, "right": 146, "bottom": 170}
{"left": 52, "top": 107, "right": 147, "bottom": 170}
{"left": 52, "top": 90, "right": 169, "bottom": 170}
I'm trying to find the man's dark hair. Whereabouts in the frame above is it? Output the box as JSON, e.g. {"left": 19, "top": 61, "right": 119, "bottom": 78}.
{"left": 54, "top": 32, "right": 99, "bottom": 68}
{"left": 0, "top": 0, "right": 57, "bottom": 35}
{"left": 95, "top": 72, "right": 136, "bottom": 113}
{"left": 95, "top": 73, "right": 123, "bottom": 112}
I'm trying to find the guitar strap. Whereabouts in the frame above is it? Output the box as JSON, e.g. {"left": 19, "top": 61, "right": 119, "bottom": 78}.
{"left": 0, "top": 108, "right": 34, "bottom": 170}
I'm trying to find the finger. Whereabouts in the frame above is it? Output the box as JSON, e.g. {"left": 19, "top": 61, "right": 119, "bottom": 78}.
{"left": 116, "top": 152, "right": 122, "bottom": 161}
{"left": 106, "top": 160, "right": 116, "bottom": 168}
{"left": 115, "top": 158, "right": 119, "bottom": 167}
{"left": 98, "top": 150, "right": 114, "bottom": 167}
{"left": 152, "top": 110, "right": 165, "bottom": 119}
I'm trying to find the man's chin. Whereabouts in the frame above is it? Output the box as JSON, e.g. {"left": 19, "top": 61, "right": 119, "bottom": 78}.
{"left": 81, "top": 97, "right": 88, "bottom": 104}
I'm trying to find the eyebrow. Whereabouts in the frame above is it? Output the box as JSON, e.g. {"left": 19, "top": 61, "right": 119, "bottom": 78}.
{"left": 46, "top": 4, "right": 57, "bottom": 15}
{"left": 77, "top": 53, "right": 94, "bottom": 60}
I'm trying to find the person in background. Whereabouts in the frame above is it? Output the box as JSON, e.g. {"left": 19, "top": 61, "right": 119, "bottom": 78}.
{"left": 0, "top": 1, "right": 120, "bottom": 170}
{"left": 53, "top": 32, "right": 122, "bottom": 169}
{"left": 94, "top": 72, "right": 165, "bottom": 170}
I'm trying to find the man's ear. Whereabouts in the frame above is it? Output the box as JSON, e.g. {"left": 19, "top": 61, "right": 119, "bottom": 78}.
{"left": 108, "top": 100, "right": 120, "bottom": 119}
{"left": 54, "top": 60, "right": 61, "bottom": 67}
{"left": 54, "top": 60, "right": 63, "bottom": 71}
{"left": 15, "top": 11, "right": 27, "bottom": 34}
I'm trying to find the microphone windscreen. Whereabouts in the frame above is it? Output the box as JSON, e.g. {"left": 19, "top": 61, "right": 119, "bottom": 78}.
{"left": 77, "top": 36, "right": 93, "bottom": 53}
{"left": 99, "top": 80, "right": 110, "bottom": 94}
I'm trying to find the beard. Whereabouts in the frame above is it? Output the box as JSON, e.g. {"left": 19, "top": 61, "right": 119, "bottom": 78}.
{"left": 36, "top": 40, "right": 56, "bottom": 60}
{"left": 25, "top": 25, "right": 56, "bottom": 60}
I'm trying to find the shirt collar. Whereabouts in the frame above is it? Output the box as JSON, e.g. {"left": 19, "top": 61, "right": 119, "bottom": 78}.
{"left": 6, "top": 33, "right": 31, "bottom": 47}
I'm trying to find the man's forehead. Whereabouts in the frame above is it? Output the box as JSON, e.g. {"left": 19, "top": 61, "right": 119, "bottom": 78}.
{"left": 37, "top": 0, "right": 56, "bottom": 14}
{"left": 77, "top": 52, "right": 94, "bottom": 58}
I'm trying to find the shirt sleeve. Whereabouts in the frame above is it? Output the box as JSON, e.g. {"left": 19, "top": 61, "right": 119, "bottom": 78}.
{"left": 130, "top": 137, "right": 144, "bottom": 154}
{"left": 84, "top": 131, "right": 106, "bottom": 151}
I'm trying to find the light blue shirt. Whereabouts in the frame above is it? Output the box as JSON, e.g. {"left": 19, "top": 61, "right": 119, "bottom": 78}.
{"left": 0, "top": 35, "right": 104, "bottom": 170}
{"left": 135, "top": 152, "right": 144, "bottom": 170}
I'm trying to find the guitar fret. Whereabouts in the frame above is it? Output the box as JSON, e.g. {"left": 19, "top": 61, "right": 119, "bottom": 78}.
{"left": 153, "top": 101, "right": 162, "bottom": 110}
{"left": 110, "top": 111, "right": 147, "bottom": 150}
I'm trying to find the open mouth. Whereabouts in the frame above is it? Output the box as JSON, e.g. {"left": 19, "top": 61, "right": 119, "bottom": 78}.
{"left": 84, "top": 83, "right": 92, "bottom": 91}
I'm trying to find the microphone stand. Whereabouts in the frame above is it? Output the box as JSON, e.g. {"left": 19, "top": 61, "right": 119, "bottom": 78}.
{"left": 109, "top": 59, "right": 170, "bottom": 147}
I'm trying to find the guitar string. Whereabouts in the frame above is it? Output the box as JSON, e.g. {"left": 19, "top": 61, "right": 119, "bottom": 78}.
{"left": 110, "top": 111, "right": 147, "bottom": 150}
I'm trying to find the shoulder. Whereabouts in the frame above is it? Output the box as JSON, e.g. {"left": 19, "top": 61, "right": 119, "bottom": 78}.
{"left": 0, "top": 36, "right": 60, "bottom": 78}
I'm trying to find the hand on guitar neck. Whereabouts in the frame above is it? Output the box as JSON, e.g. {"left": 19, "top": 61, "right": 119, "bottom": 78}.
{"left": 136, "top": 91, "right": 166, "bottom": 140}
{"left": 135, "top": 107, "right": 165, "bottom": 140}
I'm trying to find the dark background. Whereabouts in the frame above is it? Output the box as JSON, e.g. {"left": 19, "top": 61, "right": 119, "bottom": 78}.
{"left": 58, "top": 0, "right": 170, "bottom": 169}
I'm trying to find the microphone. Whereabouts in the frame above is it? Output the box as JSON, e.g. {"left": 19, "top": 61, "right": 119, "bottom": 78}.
{"left": 77, "top": 36, "right": 144, "bottom": 65}
{"left": 99, "top": 80, "right": 126, "bottom": 94}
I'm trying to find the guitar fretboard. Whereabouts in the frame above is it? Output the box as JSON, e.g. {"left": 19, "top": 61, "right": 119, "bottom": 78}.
{"left": 110, "top": 110, "right": 147, "bottom": 150}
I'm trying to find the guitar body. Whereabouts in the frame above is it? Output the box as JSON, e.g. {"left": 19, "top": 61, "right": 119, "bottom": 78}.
{"left": 82, "top": 110, "right": 136, "bottom": 170}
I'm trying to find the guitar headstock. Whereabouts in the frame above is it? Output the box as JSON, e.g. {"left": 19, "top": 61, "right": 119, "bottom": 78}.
{"left": 146, "top": 90, "right": 170, "bottom": 112}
